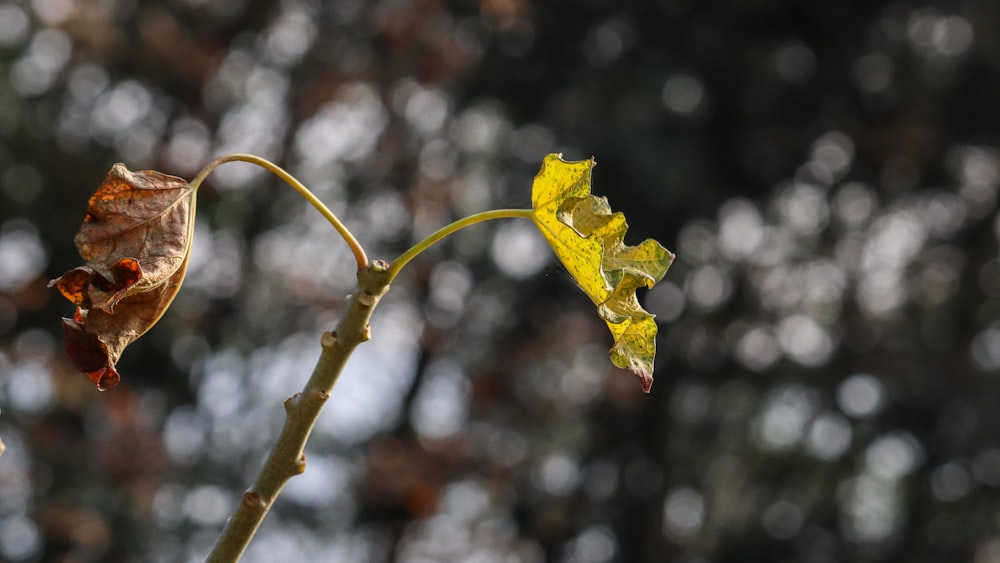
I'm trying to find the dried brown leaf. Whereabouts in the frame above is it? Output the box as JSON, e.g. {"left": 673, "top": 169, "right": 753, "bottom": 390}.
{"left": 50, "top": 164, "right": 195, "bottom": 390}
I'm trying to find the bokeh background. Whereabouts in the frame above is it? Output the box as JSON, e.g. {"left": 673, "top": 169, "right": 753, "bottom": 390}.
{"left": 2, "top": 0, "right": 1000, "bottom": 561}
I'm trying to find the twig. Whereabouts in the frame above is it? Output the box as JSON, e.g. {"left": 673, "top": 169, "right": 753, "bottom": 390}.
{"left": 204, "top": 260, "right": 392, "bottom": 562}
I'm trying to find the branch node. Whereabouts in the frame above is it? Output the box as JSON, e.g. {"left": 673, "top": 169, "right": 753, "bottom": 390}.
{"left": 358, "top": 291, "right": 376, "bottom": 308}
{"left": 321, "top": 331, "right": 337, "bottom": 348}
{"left": 294, "top": 454, "right": 306, "bottom": 474}
{"left": 284, "top": 393, "right": 301, "bottom": 412}
{"left": 362, "top": 324, "right": 372, "bottom": 341}
{"left": 371, "top": 259, "right": 390, "bottom": 272}
{"left": 242, "top": 491, "right": 264, "bottom": 510}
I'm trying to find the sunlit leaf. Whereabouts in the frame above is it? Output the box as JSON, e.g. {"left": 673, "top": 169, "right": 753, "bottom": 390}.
{"left": 50, "top": 164, "right": 196, "bottom": 390}
{"left": 531, "top": 154, "right": 674, "bottom": 392}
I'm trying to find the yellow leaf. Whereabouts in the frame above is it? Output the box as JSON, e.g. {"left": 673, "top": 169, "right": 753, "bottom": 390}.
{"left": 531, "top": 154, "right": 674, "bottom": 392}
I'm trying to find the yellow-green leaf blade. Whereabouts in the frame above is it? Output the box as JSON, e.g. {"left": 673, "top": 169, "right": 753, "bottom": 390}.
{"left": 529, "top": 153, "right": 674, "bottom": 392}
{"left": 609, "top": 315, "right": 658, "bottom": 392}
{"left": 530, "top": 155, "right": 611, "bottom": 304}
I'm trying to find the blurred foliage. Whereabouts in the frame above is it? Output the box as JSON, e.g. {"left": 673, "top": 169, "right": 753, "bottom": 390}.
{"left": 2, "top": 0, "right": 1000, "bottom": 562}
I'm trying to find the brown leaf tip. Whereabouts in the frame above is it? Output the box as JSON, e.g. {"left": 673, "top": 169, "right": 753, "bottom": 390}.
{"left": 61, "top": 316, "right": 121, "bottom": 391}
{"left": 637, "top": 370, "right": 653, "bottom": 394}
{"left": 92, "top": 368, "right": 121, "bottom": 391}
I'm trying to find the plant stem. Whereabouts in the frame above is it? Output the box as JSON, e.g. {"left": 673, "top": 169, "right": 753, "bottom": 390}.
{"left": 386, "top": 208, "right": 533, "bottom": 281}
{"left": 190, "top": 154, "right": 369, "bottom": 271}
{"left": 205, "top": 261, "right": 392, "bottom": 563}
{"left": 203, "top": 205, "right": 532, "bottom": 560}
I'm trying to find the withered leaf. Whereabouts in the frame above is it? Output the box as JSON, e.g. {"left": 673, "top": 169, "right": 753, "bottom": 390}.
{"left": 50, "top": 164, "right": 196, "bottom": 390}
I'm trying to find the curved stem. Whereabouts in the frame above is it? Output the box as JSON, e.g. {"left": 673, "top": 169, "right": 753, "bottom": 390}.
{"left": 191, "top": 154, "right": 368, "bottom": 271}
{"left": 386, "top": 208, "right": 533, "bottom": 282}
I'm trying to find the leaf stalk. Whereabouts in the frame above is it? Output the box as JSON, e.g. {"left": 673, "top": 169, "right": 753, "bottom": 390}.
{"left": 190, "top": 154, "right": 369, "bottom": 271}
{"left": 386, "top": 208, "right": 533, "bottom": 281}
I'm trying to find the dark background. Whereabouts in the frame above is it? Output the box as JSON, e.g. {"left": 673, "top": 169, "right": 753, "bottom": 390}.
{"left": 2, "top": 0, "right": 1000, "bottom": 561}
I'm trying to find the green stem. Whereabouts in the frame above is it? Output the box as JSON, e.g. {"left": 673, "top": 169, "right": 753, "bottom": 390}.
{"left": 386, "top": 208, "right": 533, "bottom": 281}
{"left": 190, "top": 154, "right": 369, "bottom": 271}
{"left": 205, "top": 261, "right": 392, "bottom": 563}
